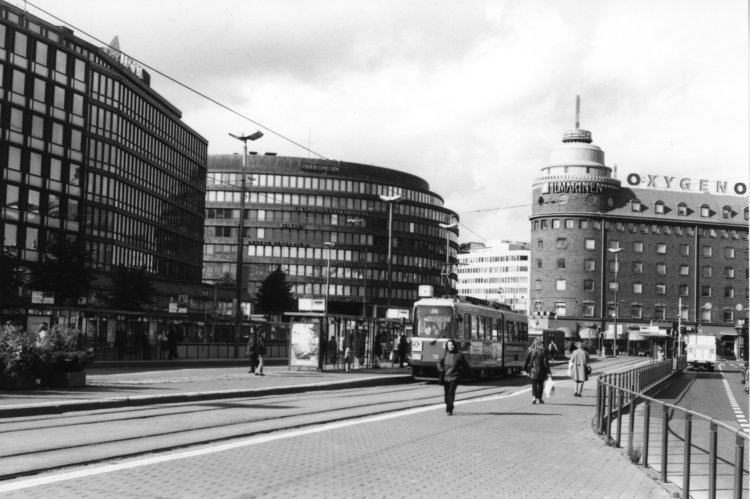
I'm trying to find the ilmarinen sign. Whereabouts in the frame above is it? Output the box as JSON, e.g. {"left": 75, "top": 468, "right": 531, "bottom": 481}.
{"left": 542, "top": 180, "right": 617, "bottom": 194}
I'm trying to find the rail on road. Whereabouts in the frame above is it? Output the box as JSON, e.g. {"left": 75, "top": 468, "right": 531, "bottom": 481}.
{"left": 594, "top": 357, "right": 748, "bottom": 499}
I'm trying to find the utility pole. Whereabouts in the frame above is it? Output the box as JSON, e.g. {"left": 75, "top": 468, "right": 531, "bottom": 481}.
{"left": 229, "top": 131, "right": 263, "bottom": 357}
{"left": 677, "top": 297, "right": 683, "bottom": 357}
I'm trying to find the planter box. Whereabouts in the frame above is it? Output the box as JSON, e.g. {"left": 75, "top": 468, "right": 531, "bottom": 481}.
{"left": 41, "top": 371, "right": 87, "bottom": 388}
{"left": 0, "top": 374, "right": 38, "bottom": 390}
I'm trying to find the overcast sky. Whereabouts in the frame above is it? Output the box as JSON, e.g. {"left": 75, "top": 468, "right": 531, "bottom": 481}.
{"left": 21, "top": 0, "right": 749, "bottom": 244}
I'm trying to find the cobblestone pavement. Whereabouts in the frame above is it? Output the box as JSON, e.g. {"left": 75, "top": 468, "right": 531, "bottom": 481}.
{"left": 0, "top": 359, "right": 674, "bottom": 498}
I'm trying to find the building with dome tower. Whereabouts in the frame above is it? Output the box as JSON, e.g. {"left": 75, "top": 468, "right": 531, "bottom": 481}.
{"left": 529, "top": 97, "right": 748, "bottom": 358}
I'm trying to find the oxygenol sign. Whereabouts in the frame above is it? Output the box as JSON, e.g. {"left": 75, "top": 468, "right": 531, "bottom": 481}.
{"left": 627, "top": 173, "right": 747, "bottom": 196}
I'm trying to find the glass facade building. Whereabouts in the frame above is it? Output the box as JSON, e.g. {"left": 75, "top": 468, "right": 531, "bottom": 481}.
{"left": 204, "top": 154, "right": 458, "bottom": 315}
{"left": 0, "top": 1, "right": 207, "bottom": 307}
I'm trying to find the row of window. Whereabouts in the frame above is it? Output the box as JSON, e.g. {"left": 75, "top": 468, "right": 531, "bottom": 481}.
{"left": 460, "top": 254, "right": 529, "bottom": 263}
{"left": 532, "top": 218, "right": 747, "bottom": 239}
{"left": 208, "top": 171, "right": 443, "bottom": 208}
{"left": 457, "top": 276, "right": 528, "bottom": 284}
{"left": 457, "top": 268, "right": 529, "bottom": 277}
{"left": 547, "top": 278, "right": 745, "bottom": 296}
{"left": 632, "top": 199, "right": 748, "bottom": 220}
{"left": 542, "top": 302, "right": 738, "bottom": 322}
{"left": 541, "top": 237, "right": 743, "bottom": 259}
{"left": 539, "top": 258, "right": 741, "bottom": 276}
{"left": 83, "top": 238, "right": 199, "bottom": 280}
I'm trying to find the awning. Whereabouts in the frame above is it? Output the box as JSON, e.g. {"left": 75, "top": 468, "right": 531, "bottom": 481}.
{"left": 699, "top": 325, "right": 738, "bottom": 338}
{"left": 558, "top": 327, "right": 576, "bottom": 339}
{"left": 628, "top": 331, "right": 648, "bottom": 341}
{"left": 578, "top": 327, "right": 597, "bottom": 339}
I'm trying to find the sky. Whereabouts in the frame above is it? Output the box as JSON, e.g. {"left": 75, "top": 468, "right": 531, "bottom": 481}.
{"left": 18, "top": 0, "right": 749, "bottom": 245}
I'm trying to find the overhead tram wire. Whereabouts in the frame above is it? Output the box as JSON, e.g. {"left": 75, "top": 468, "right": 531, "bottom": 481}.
{"left": 23, "top": 0, "right": 331, "bottom": 161}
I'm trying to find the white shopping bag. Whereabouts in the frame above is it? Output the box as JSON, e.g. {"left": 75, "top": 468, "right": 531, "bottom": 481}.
{"left": 543, "top": 377, "right": 555, "bottom": 398}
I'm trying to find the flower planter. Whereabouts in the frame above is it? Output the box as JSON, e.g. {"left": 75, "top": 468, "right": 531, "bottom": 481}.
{"left": 0, "top": 373, "right": 38, "bottom": 390}
{"left": 41, "top": 371, "right": 87, "bottom": 388}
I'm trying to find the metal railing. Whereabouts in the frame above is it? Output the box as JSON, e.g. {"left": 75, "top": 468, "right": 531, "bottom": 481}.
{"left": 595, "top": 358, "right": 748, "bottom": 498}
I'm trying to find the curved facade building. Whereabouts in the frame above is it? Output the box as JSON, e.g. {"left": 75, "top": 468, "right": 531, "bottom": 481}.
{"left": 530, "top": 105, "right": 748, "bottom": 353}
{"left": 204, "top": 154, "right": 459, "bottom": 316}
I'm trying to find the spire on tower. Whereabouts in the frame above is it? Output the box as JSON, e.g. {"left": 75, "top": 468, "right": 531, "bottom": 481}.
{"left": 575, "top": 95, "right": 580, "bottom": 130}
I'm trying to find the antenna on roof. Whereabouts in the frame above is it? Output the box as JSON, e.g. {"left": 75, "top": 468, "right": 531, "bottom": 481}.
{"left": 575, "top": 95, "right": 581, "bottom": 130}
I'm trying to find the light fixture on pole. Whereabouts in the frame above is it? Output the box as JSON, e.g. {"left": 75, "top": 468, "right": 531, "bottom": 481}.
{"left": 608, "top": 247, "right": 623, "bottom": 356}
{"left": 379, "top": 193, "right": 404, "bottom": 309}
{"left": 322, "top": 241, "right": 335, "bottom": 371}
{"left": 438, "top": 219, "right": 458, "bottom": 295}
{"left": 229, "top": 130, "right": 263, "bottom": 358}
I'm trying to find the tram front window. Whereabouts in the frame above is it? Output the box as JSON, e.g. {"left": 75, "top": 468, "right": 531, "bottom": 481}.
{"left": 416, "top": 306, "right": 454, "bottom": 338}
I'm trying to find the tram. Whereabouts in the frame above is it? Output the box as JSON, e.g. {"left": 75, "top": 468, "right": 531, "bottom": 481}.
{"left": 410, "top": 295, "right": 528, "bottom": 379}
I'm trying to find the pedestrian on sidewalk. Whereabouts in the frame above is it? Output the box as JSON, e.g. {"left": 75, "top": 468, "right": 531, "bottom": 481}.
{"left": 246, "top": 327, "right": 258, "bottom": 374}
{"left": 398, "top": 334, "right": 409, "bottom": 368}
{"left": 344, "top": 346, "right": 353, "bottom": 372}
{"left": 437, "top": 339, "right": 470, "bottom": 415}
{"left": 568, "top": 341, "right": 590, "bottom": 397}
{"left": 248, "top": 329, "right": 266, "bottom": 376}
{"left": 524, "top": 337, "right": 551, "bottom": 404}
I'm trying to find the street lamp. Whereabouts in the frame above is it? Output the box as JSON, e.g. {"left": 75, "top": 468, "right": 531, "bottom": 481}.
{"left": 379, "top": 193, "right": 404, "bottom": 309}
{"left": 322, "top": 241, "right": 335, "bottom": 371}
{"left": 608, "top": 247, "right": 623, "bottom": 356}
{"left": 229, "top": 131, "right": 263, "bottom": 357}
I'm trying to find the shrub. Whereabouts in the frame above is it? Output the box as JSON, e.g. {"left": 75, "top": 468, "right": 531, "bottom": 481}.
{"left": 0, "top": 323, "right": 94, "bottom": 376}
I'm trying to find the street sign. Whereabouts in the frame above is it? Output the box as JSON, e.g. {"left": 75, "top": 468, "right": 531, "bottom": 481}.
{"left": 418, "top": 285, "right": 434, "bottom": 298}
{"left": 386, "top": 308, "right": 410, "bottom": 320}
{"left": 298, "top": 298, "right": 325, "bottom": 312}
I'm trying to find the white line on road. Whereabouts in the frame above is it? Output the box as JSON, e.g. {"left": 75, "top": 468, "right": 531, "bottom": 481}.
{"left": 0, "top": 384, "right": 536, "bottom": 492}
{"left": 717, "top": 365, "right": 750, "bottom": 434}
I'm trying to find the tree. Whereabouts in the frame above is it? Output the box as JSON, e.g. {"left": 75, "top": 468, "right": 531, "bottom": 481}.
{"left": 0, "top": 250, "right": 24, "bottom": 304}
{"left": 109, "top": 266, "right": 155, "bottom": 310}
{"left": 28, "top": 238, "right": 91, "bottom": 305}
{"left": 217, "top": 272, "right": 235, "bottom": 287}
{"left": 255, "top": 265, "right": 295, "bottom": 315}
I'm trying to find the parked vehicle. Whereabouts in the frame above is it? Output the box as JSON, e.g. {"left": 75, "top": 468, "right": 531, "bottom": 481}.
{"left": 686, "top": 333, "right": 717, "bottom": 371}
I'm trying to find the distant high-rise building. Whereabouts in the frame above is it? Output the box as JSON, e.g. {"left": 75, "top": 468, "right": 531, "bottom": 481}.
{"left": 456, "top": 241, "right": 530, "bottom": 313}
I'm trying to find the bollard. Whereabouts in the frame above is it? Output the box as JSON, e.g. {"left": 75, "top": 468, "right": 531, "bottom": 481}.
{"left": 661, "top": 405, "right": 669, "bottom": 482}
{"left": 643, "top": 400, "right": 651, "bottom": 468}
{"left": 596, "top": 380, "right": 604, "bottom": 433}
{"left": 606, "top": 385, "right": 614, "bottom": 444}
{"left": 708, "top": 422, "right": 717, "bottom": 499}
{"left": 683, "top": 413, "right": 691, "bottom": 497}
{"left": 628, "top": 395, "right": 637, "bottom": 458}
{"left": 616, "top": 388, "right": 624, "bottom": 447}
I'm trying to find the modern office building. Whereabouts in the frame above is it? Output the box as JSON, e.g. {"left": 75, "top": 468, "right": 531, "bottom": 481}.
{"left": 529, "top": 103, "right": 748, "bottom": 356}
{"left": 456, "top": 241, "right": 530, "bottom": 313}
{"left": 204, "top": 154, "right": 459, "bottom": 317}
{"left": 0, "top": 2, "right": 208, "bottom": 336}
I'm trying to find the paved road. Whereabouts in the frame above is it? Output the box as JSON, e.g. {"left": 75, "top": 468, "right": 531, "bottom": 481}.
{"left": 0, "top": 356, "right": 674, "bottom": 498}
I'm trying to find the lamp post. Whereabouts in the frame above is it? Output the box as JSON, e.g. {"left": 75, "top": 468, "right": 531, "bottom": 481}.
{"left": 608, "top": 247, "right": 623, "bottom": 356}
{"left": 321, "top": 241, "right": 335, "bottom": 371}
{"left": 379, "top": 193, "right": 403, "bottom": 309}
{"left": 438, "top": 219, "right": 458, "bottom": 296}
{"left": 229, "top": 131, "right": 263, "bottom": 357}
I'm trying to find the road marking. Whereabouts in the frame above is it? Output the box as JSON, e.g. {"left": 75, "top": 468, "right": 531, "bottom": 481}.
{"left": 0, "top": 385, "right": 537, "bottom": 492}
{"left": 717, "top": 365, "right": 749, "bottom": 434}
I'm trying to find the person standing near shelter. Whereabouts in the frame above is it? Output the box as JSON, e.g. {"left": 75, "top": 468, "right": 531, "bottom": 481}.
{"left": 568, "top": 341, "right": 590, "bottom": 397}
{"left": 246, "top": 327, "right": 258, "bottom": 374}
{"left": 436, "top": 339, "right": 470, "bottom": 415}
{"left": 548, "top": 339, "right": 559, "bottom": 360}
{"left": 398, "top": 334, "right": 409, "bottom": 368}
{"left": 524, "top": 337, "right": 551, "bottom": 404}
{"left": 253, "top": 330, "right": 266, "bottom": 376}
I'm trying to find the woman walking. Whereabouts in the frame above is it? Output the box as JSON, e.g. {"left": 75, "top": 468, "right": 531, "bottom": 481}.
{"left": 524, "top": 337, "right": 551, "bottom": 404}
{"left": 436, "top": 339, "right": 470, "bottom": 415}
{"left": 569, "top": 341, "right": 590, "bottom": 397}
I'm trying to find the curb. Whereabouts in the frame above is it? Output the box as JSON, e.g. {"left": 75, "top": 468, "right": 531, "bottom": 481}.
{"left": 0, "top": 374, "right": 414, "bottom": 418}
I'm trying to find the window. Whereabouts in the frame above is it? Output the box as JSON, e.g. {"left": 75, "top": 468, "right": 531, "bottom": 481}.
{"left": 535, "top": 259, "right": 542, "bottom": 269}
{"left": 654, "top": 306, "right": 666, "bottom": 320}
{"left": 556, "top": 258, "right": 566, "bottom": 269}
{"left": 678, "top": 203, "right": 688, "bottom": 216}
{"left": 608, "top": 260, "right": 618, "bottom": 272}
{"left": 679, "top": 285, "right": 689, "bottom": 297}
{"left": 656, "top": 263, "right": 666, "bottom": 275}
{"left": 633, "top": 283, "right": 642, "bottom": 294}
{"left": 579, "top": 219, "right": 589, "bottom": 229}
{"left": 565, "top": 219, "right": 574, "bottom": 229}
{"left": 701, "top": 286, "right": 711, "bottom": 297}
{"left": 724, "top": 247, "right": 735, "bottom": 259}
{"left": 722, "top": 206, "right": 732, "bottom": 219}
{"left": 700, "top": 204, "right": 710, "bottom": 217}
{"left": 536, "top": 239, "right": 543, "bottom": 250}
{"left": 631, "top": 304, "right": 643, "bottom": 319}
{"left": 679, "top": 265, "right": 689, "bottom": 276}
{"left": 680, "top": 244, "right": 690, "bottom": 256}
{"left": 701, "top": 309, "right": 712, "bottom": 321}
{"left": 702, "top": 246, "right": 712, "bottom": 257}
{"left": 583, "top": 280, "right": 594, "bottom": 292}
{"left": 556, "top": 238, "right": 567, "bottom": 249}
{"left": 724, "top": 267, "right": 735, "bottom": 279}
{"left": 702, "top": 266, "right": 712, "bottom": 278}
{"left": 655, "top": 201, "right": 665, "bottom": 214}
{"left": 631, "top": 200, "right": 641, "bottom": 212}
{"left": 552, "top": 219, "right": 561, "bottom": 229}
{"left": 608, "top": 281, "right": 618, "bottom": 291}
{"left": 656, "top": 243, "right": 667, "bottom": 254}
{"left": 724, "top": 287, "right": 734, "bottom": 298}
{"left": 632, "top": 262, "right": 643, "bottom": 273}
{"left": 556, "top": 279, "right": 566, "bottom": 291}
{"left": 633, "top": 241, "right": 643, "bottom": 253}
{"left": 584, "top": 259, "right": 595, "bottom": 272}
{"left": 555, "top": 302, "right": 567, "bottom": 317}
{"left": 656, "top": 284, "right": 666, "bottom": 295}
{"left": 540, "top": 220, "right": 548, "bottom": 229}
{"left": 585, "top": 238, "right": 596, "bottom": 250}
{"left": 582, "top": 302, "right": 595, "bottom": 317}
{"left": 723, "top": 310, "right": 734, "bottom": 323}
{"left": 534, "top": 279, "right": 542, "bottom": 291}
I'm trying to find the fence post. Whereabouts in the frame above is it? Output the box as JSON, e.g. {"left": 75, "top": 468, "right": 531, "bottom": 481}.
{"left": 616, "top": 388, "right": 624, "bottom": 447}
{"left": 643, "top": 400, "right": 650, "bottom": 468}
{"left": 683, "top": 413, "right": 692, "bottom": 498}
{"left": 628, "top": 395, "right": 637, "bottom": 458}
{"left": 708, "top": 422, "right": 717, "bottom": 499}
{"left": 734, "top": 433, "right": 745, "bottom": 499}
{"left": 661, "top": 405, "right": 669, "bottom": 482}
{"left": 596, "top": 380, "right": 604, "bottom": 433}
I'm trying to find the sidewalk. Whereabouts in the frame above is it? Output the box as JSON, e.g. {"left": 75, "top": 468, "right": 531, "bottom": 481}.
{"left": 0, "top": 364, "right": 414, "bottom": 418}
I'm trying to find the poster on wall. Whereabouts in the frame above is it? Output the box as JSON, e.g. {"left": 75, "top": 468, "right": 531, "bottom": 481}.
{"left": 290, "top": 322, "right": 320, "bottom": 367}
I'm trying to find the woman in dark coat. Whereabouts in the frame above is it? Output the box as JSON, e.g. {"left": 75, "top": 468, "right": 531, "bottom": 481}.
{"left": 524, "top": 337, "right": 551, "bottom": 404}
{"left": 397, "top": 334, "right": 409, "bottom": 368}
{"left": 436, "top": 339, "right": 470, "bottom": 415}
